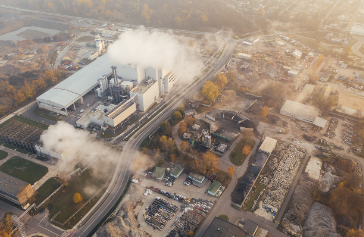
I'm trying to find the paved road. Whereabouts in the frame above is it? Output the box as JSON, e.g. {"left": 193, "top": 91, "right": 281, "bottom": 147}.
{"left": 321, "top": 0, "right": 342, "bottom": 25}
{"left": 21, "top": 103, "right": 57, "bottom": 125}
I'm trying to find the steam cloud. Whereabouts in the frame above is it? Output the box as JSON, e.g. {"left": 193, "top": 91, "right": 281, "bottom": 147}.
{"left": 40, "top": 122, "right": 154, "bottom": 177}
{"left": 108, "top": 27, "right": 204, "bottom": 83}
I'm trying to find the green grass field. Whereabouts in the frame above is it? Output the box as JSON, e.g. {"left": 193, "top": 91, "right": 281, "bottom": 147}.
{"left": 42, "top": 164, "right": 113, "bottom": 227}
{"left": 2, "top": 144, "right": 29, "bottom": 154}
{"left": 244, "top": 183, "right": 265, "bottom": 211}
{"left": 230, "top": 137, "right": 256, "bottom": 166}
{"left": 0, "top": 150, "right": 8, "bottom": 160}
{"left": 0, "top": 157, "right": 48, "bottom": 184}
{"left": 33, "top": 177, "right": 62, "bottom": 205}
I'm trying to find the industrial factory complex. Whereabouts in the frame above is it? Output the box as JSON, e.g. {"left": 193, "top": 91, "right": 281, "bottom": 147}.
{"left": 36, "top": 53, "right": 179, "bottom": 129}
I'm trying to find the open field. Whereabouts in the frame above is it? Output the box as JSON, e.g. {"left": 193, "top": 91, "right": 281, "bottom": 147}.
{"left": 229, "top": 137, "right": 255, "bottom": 166}
{"left": 76, "top": 36, "right": 94, "bottom": 42}
{"left": 0, "top": 156, "right": 48, "bottom": 184}
{"left": 40, "top": 164, "right": 113, "bottom": 228}
{"left": 3, "top": 144, "right": 29, "bottom": 154}
{"left": 338, "top": 90, "right": 364, "bottom": 111}
{"left": 32, "top": 177, "right": 62, "bottom": 205}
{"left": 0, "top": 150, "right": 8, "bottom": 160}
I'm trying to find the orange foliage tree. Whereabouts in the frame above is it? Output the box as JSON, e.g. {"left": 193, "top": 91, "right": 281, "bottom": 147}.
{"left": 178, "top": 121, "right": 187, "bottom": 136}
{"left": 242, "top": 145, "right": 252, "bottom": 156}
{"left": 228, "top": 166, "right": 235, "bottom": 177}
{"left": 261, "top": 106, "right": 269, "bottom": 118}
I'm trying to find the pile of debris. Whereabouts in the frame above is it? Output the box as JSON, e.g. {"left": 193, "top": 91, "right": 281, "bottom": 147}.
{"left": 144, "top": 197, "right": 178, "bottom": 230}
{"left": 167, "top": 207, "right": 207, "bottom": 237}
{"left": 96, "top": 202, "right": 149, "bottom": 237}
{"left": 303, "top": 202, "right": 340, "bottom": 237}
{"left": 325, "top": 117, "right": 338, "bottom": 138}
{"left": 257, "top": 143, "right": 305, "bottom": 214}
{"left": 280, "top": 175, "right": 317, "bottom": 236}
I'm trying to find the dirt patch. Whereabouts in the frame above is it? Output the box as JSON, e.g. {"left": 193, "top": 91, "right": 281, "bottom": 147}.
{"left": 338, "top": 90, "right": 364, "bottom": 111}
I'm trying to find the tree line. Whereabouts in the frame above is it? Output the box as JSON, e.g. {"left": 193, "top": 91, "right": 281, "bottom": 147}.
{"left": 4, "top": 0, "right": 258, "bottom": 34}
{"left": 0, "top": 69, "right": 64, "bottom": 117}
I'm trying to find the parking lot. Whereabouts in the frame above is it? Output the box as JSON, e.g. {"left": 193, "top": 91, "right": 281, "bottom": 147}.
{"left": 135, "top": 172, "right": 219, "bottom": 236}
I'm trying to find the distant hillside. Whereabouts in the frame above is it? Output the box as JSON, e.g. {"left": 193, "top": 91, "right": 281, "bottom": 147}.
{"left": 2, "top": 0, "right": 256, "bottom": 34}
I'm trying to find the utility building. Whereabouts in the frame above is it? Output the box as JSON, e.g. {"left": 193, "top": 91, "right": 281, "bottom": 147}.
{"left": 280, "top": 100, "right": 327, "bottom": 128}
{"left": 0, "top": 171, "right": 34, "bottom": 208}
{"left": 37, "top": 53, "right": 178, "bottom": 116}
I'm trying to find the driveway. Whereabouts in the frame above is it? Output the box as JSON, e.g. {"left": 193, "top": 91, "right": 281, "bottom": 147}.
{"left": 351, "top": 36, "right": 364, "bottom": 58}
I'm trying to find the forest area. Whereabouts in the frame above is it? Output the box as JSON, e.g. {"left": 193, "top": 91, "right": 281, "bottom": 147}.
{"left": 0, "top": 69, "right": 64, "bottom": 118}
{"left": 2, "top": 0, "right": 257, "bottom": 34}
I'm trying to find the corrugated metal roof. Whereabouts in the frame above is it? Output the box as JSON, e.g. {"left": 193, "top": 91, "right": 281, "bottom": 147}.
{"left": 259, "top": 137, "right": 277, "bottom": 154}
{"left": 37, "top": 53, "right": 117, "bottom": 108}
{"left": 313, "top": 117, "right": 327, "bottom": 128}
{"left": 280, "top": 100, "right": 320, "bottom": 122}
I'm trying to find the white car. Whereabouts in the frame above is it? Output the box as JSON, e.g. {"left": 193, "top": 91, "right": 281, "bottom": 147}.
{"left": 80, "top": 109, "right": 84, "bottom": 113}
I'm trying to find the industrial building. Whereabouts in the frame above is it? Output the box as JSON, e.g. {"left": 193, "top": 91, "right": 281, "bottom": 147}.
{"left": 35, "top": 143, "right": 63, "bottom": 159}
{"left": 259, "top": 137, "right": 277, "bottom": 155}
{"left": 37, "top": 52, "right": 178, "bottom": 116}
{"left": 280, "top": 100, "right": 327, "bottom": 128}
{"left": 76, "top": 96, "right": 137, "bottom": 128}
{"left": 0, "top": 171, "right": 34, "bottom": 208}
{"left": 237, "top": 53, "right": 251, "bottom": 61}
{"left": 0, "top": 120, "right": 45, "bottom": 153}
{"left": 350, "top": 23, "right": 364, "bottom": 36}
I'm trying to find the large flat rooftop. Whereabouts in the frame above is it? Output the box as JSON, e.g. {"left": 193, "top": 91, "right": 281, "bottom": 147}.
{"left": 131, "top": 79, "right": 156, "bottom": 94}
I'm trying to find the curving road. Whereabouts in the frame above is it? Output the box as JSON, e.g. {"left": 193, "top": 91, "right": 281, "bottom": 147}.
{"left": 69, "top": 39, "right": 236, "bottom": 237}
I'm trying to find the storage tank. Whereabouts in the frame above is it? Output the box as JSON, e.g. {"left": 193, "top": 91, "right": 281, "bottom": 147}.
{"left": 96, "top": 88, "right": 102, "bottom": 97}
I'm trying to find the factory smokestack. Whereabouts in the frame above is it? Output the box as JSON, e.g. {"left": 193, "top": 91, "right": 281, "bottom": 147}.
{"left": 111, "top": 65, "right": 118, "bottom": 85}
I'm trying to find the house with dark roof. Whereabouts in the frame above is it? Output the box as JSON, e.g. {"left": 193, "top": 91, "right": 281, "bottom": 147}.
{"left": 203, "top": 217, "right": 247, "bottom": 237}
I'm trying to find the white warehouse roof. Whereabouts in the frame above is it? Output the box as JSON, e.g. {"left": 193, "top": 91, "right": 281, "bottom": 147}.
{"left": 37, "top": 54, "right": 121, "bottom": 108}
{"left": 259, "top": 137, "right": 277, "bottom": 154}
{"left": 280, "top": 100, "right": 320, "bottom": 123}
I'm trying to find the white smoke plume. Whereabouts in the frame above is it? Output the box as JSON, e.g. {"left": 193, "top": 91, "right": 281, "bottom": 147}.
{"left": 108, "top": 27, "right": 204, "bottom": 83}
{"left": 40, "top": 122, "right": 155, "bottom": 179}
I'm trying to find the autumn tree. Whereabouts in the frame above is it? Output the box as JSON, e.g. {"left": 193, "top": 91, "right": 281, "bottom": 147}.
{"left": 159, "top": 135, "right": 168, "bottom": 152}
{"left": 200, "top": 13, "right": 208, "bottom": 23}
{"left": 0, "top": 213, "right": 14, "bottom": 237}
{"left": 228, "top": 166, "right": 235, "bottom": 177}
{"left": 185, "top": 116, "right": 195, "bottom": 127}
{"left": 242, "top": 145, "right": 252, "bottom": 156}
{"left": 179, "top": 121, "right": 187, "bottom": 136}
{"left": 180, "top": 141, "right": 188, "bottom": 152}
{"left": 261, "top": 106, "right": 269, "bottom": 118}
{"left": 193, "top": 152, "right": 219, "bottom": 176}
{"left": 188, "top": 230, "right": 194, "bottom": 236}
{"left": 173, "top": 110, "right": 182, "bottom": 120}
{"left": 215, "top": 74, "right": 228, "bottom": 89}
{"left": 202, "top": 81, "right": 219, "bottom": 103}
{"left": 170, "top": 153, "right": 176, "bottom": 162}
{"left": 73, "top": 193, "right": 83, "bottom": 204}
{"left": 141, "top": 4, "right": 153, "bottom": 23}
{"left": 347, "top": 229, "right": 364, "bottom": 237}
{"left": 344, "top": 173, "right": 361, "bottom": 190}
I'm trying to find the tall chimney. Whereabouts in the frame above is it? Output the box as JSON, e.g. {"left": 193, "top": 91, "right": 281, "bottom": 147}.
{"left": 111, "top": 66, "right": 118, "bottom": 85}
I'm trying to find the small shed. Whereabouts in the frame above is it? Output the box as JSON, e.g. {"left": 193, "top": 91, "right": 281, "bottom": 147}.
{"left": 207, "top": 181, "right": 223, "bottom": 196}
{"left": 152, "top": 167, "right": 165, "bottom": 180}
{"left": 185, "top": 109, "right": 195, "bottom": 116}
{"left": 170, "top": 165, "right": 184, "bottom": 178}
{"left": 192, "top": 124, "right": 200, "bottom": 131}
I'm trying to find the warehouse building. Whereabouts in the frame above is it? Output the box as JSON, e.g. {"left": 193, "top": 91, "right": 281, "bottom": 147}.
{"left": 259, "top": 137, "right": 277, "bottom": 155}
{"left": 35, "top": 143, "right": 64, "bottom": 160}
{"left": 238, "top": 53, "right": 251, "bottom": 60}
{"left": 37, "top": 53, "right": 177, "bottom": 116}
{"left": 280, "top": 100, "right": 327, "bottom": 128}
{"left": 0, "top": 171, "right": 34, "bottom": 208}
